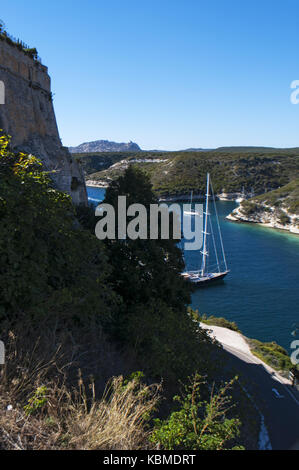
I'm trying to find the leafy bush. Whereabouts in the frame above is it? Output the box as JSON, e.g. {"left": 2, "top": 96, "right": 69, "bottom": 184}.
{"left": 248, "top": 339, "right": 293, "bottom": 372}
{"left": 23, "top": 47, "right": 38, "bottom": 60}
{"left": 277, "top": 211, "right": 290, "bottom": 225}
{"left": 240, "top": 201, "right": 260, "bottom": 217}
{"left": 24, "top": 386, "right": 48, "bottom": 416}
{"left": 200, "top": 314, "right": 240, "bottom": 332}
{"left": 151, "top": 374, "right": 243, "bottom": 450}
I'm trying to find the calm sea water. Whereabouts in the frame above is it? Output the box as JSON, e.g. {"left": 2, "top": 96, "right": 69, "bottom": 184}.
{"left": 87, "top": 186, "right": 299, "bottom": 351}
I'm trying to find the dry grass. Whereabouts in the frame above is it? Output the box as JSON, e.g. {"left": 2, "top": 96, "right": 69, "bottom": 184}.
{"left": 0, "top": 320, "right": 161, "bottom": 450}
{"left": 66, "top": 376, "right": 160, "bottom": 450}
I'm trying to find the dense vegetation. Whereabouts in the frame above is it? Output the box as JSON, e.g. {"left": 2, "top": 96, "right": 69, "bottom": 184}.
{"left": 244, "top": 178, "right": 299, "bottom": 215}
{"left": 0, "top": 133, "right": 257, "bottom": 449}
{"left": 248, "top": 339, "right": 294, "bottom": 373}
{"left": 0, "top": 134, "right": 115, "bottom": 323}
{"left": 77, "top": 149, "right": 299, "bottom": 197}
{"left": 199, "top": 313, "right": 240, "bottom": 333}
{"left": 236, "top": 178, "right": 299, "bottom": 229}
{"left": 72, "top": 152, "right": 140, "bottom": 176}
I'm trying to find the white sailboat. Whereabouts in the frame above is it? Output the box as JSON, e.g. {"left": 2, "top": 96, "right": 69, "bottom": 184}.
{"left": 184, "top": 190, "right": 201, "bottom": 216}
{"left": 181, "top": 173, "right": 229, "bottom": 285}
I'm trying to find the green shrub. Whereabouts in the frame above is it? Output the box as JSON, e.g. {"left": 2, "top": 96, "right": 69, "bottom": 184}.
{"left": 200, "top": 314, "right": 240, "bottom": 332}
{"left": 150, "top": 374, "right": 243, "bottom": 450}
{"left": 24, "top": 386, "right": 48, "bottom": 416}
{"left": 240, "top": 201, "right": 260, "bottom": 217}
{"left": 277, "top": 211, "right": 290, "bottom": 225}
{"left": 23, "top": 47, "right": 38, "bottom": 60}
{"left": 248, "top": 339, "right": 293, "bottom": 372}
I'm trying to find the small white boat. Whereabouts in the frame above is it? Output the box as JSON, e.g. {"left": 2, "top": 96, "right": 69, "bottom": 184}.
{"left": 182, "top": 173, "right": 229, "bottom": 286}
{"left": 184, "top": 190, "right": 201, "bottom": 216}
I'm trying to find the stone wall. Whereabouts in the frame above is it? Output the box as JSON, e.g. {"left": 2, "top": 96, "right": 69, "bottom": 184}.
{"left": 0, "top": 39, "right": 87, "bottom": 205}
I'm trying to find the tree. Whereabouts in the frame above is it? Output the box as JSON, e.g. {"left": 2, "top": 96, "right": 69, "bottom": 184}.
{"left": 104, "top": 167, "right": 189, "bottom": 311}
{"left": 102, "top": 167, "right": 215, "bottom": 382}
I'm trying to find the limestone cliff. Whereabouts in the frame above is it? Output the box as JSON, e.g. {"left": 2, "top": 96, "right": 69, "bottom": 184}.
{"left": 0, "top": 38, "right": 87, "bottom": 205}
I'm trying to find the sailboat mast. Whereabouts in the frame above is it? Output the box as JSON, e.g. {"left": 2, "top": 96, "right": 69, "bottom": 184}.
{"left": 201, "top": 173, "right": 210, "bottom": 275}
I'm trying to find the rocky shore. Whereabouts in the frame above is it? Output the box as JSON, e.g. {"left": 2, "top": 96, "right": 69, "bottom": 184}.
{"left": 227, "top": 205, "right": 299, "bottom": 235}
{"left": 85, "top": 179, "right": 110, "bottom": 188}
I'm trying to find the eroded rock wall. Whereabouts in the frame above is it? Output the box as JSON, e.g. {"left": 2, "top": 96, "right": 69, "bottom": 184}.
{"left": 0, "top": 39, "right": 87, "bottom": 205}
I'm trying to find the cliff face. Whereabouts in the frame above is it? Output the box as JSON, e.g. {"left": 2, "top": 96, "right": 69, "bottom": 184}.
{"left": 0, "top": 39, "right": 87, "bottom": 205}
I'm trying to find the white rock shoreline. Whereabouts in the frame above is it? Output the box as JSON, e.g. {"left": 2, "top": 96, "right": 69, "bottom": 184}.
{"left": 86, "top": 180, "right": 110, "bottom": 188}
{"left": 226, "top": 206, "right": 299, "bottom": 235}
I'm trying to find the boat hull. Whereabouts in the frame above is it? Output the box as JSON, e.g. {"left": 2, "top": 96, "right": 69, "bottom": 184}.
{"left": 181, "top": 271, "right": 229, "bottom": 286}
{"left": 184, "top": 211, "right": 201, "bottom": 216}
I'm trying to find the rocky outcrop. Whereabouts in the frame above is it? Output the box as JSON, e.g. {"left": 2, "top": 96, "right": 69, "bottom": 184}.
{"left": 0, "top": 38, "right": 87, "bottom": 205}
{"left": 69, "top": 140, "right": 141, "bottom": 153}
{"left": 227, "top": 204, "right": 299, "bottom": 234}
{"left": 85, "top": 179, "right": 110, "bottom": 188}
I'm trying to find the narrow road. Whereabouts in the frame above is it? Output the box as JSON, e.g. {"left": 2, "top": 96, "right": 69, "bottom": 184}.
{"left": 222, "top": 344, "right": 299, "bottom": 449}
{"left": 200, "top": 323, "right": 299, "bottom": 450}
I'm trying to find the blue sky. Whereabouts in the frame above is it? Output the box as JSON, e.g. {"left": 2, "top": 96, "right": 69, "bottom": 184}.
{"left": 2, "top": 0, "right": 299, "bottom": 149}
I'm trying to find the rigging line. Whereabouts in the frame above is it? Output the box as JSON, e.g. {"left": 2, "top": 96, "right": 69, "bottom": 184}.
{"left": 201, "top": 173, "right": 210, "bottom": 275}
{"left": 210, "top": 178, "right": 228, "bottom": 271}
{"left": 209, "top": 213, "right": 220, "bottom": 273}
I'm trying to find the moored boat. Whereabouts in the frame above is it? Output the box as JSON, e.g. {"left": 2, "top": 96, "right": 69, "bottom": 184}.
{"left": 182, "top": 173, "right": 229, "bottom": 286}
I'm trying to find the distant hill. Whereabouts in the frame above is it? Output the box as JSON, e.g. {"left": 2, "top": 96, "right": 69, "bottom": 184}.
{"left": 184, "top": 146, "right": 299, "bottom": 153}
{"left": 78, "top": 148, "right": 299, "bottom": 197}
{"left": 183, "top": 148, "right": 208, "bottom": 152}
{"left": 69, "top": 140, "right": 141, "bottom": 153}
{"left": 214, "top": 146, "right": 299, "bottom": 153}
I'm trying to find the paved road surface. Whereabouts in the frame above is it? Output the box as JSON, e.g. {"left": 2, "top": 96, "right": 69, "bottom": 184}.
{"left": 222, "top": 344, "right": 299, "bottom": 450}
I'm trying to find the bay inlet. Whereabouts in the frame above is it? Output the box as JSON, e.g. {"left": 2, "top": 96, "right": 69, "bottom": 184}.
{"left": 87, "top": 186, "right": 299, "bottom": 351}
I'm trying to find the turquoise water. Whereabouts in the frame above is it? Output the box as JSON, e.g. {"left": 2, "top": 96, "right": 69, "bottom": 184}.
{"left": 86, "top": 187, "right": 106, "bottom": 205}
{"left": 87, "top": 186, "right": 299, "bottom": 351}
